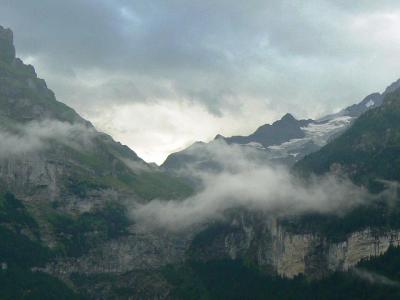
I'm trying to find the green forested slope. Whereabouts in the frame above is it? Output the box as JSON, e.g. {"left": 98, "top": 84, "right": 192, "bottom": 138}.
{"left": 163, "top": 247, "right": 400, "bottom": 300}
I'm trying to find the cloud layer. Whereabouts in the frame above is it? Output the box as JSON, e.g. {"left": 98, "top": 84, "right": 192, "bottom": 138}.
{"left": 0, "top": 120, "right": 94, "bottom": 158}
{"left": 132, "top": 141, "right": 368, "bottom": 231}
{"left": 2, "top": 1, "right": 400, "bottom": 162}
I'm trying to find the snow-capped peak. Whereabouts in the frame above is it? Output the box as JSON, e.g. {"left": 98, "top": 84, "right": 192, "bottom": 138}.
{"left": 266, "top": 116, "right": 353, "bottom": 159}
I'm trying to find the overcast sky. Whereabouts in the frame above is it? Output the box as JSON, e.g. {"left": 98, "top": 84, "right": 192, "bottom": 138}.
{"left": 1, "top": 0, "right": 400, "bottom": 163}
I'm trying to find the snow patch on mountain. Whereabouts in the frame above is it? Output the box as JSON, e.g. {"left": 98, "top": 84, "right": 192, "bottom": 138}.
{"left": 242, "top": 142, "right": 266, "bottom": 150}
{"left": 268, "top": 138, "right": 306, "bottom": 151}
{"left": 266, "top": 116, "right": 353, "bottom": 159}
{"left": 366, "top": 100, "right": 375, "bottom": 108}
{"left": 302, "top": 116, "right": 353, "bottom": 146}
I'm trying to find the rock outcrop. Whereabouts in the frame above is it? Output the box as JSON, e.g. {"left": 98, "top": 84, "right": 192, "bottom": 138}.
{"left": 0, "top": 25, "right": 15, "bottom": 63}
{"left": 170, "top": 215, "right": 400, "bottom": 279}
{"left": 42, "top": 214, "right": 400, "bottom": 283}
{"left": 269, "top": 226, "right": 400, "bottom": 278}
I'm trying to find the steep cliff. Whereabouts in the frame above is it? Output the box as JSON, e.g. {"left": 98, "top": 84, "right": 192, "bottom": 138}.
{"left": 0, "top": 25, "right": 192, "bottom": 203}
{"left": 183, "top": 215, "right": 400, "bottom": 279}
{"left": 0, "top": 25, "right": 192, "bottom": 299}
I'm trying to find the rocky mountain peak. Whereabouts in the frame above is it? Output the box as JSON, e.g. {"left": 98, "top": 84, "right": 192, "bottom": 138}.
{"left": 214, "top": 134, "right": 225, "bottom": 140}
{"left": 280, "top": 113, "right": 296, "bottom": 122}
{"left": 0, "top": 25, "right": 16, "bottom": 63}
{"left": 0, "top": 26, "right": 91, "bottom": 125}
{"left": 383, "top": 78, "right": 400, "bottom": 95}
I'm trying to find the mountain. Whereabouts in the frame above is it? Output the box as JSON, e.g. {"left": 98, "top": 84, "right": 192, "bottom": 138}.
{"left": 0, "top": 25, "right": 192, "bottom": 299}
{"left": 0, "top": 25, "right": 191, "bottom": 203}
{"left": 157, "top": 87, "right": 400, "bottom": 299}
{"left": 2, "top": 24, "right": 400, "bottom": 299}
{"left": 225, "top": 113, "right": 313, "bottom": 147}
{"left": 318, "top": 79, "right": 400, "bottom": 122}
{"left": 162, "top": 114, "right": 349, "bottom": 173}
{"left": 162, "top": 82, "right": 400, "bottom": 173}
{"left": 159, "top": 78, "right": 400, "bottom": 298}
{"left": 0, "top": 27, "right": 15, "bottom": 64}
{"left": 295, "top": 87, "right": 400, "bottom": 189}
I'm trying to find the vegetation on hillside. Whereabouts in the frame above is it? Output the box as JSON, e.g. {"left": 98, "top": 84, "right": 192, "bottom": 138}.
{"left": 280, "top": 195, "right": 400, "bottom": 242}
{"left": 0, "top": 191, "right": 86, "bottom": 299}
{"left": 285, "top": 91, "right": 400, "bottom": 240}
{"left": 49, "top": 201, "right": 130, "bottom": 257}
{"left": 163, "top": 247, "right": 400, "bottom": 300}
{"left": 295, "top": 90, "right": 400, "bottom": 189}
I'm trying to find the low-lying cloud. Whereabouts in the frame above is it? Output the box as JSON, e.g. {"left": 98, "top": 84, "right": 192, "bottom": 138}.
{"left": 0, "top": 120, "right": 95, "bottom": 158}
{"left": 132, "top": 141, "right": 368, "bottom": 231}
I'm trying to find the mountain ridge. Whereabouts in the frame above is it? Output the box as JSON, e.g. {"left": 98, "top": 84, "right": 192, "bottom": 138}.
{"left": 295, "top": 88, "right": 400, "bottom": 189}
{"left": 162, "top": 78, "right": 400, "bottom": 172}
{"left": 0, "top": 25, "right": 192, "bottom": 203}
{"left": 0, "top": 25, "right": 194, "bottom": 298}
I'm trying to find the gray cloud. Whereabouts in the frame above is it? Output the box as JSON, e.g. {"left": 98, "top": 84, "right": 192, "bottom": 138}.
{"left": 132, "top": 140, "right": 368, "bottom": 231}
{"left": 1, "top": 0, "right": 400, "bottom": 162}
{"left": 0, "top": 120, "right": 95, "bottom": 158}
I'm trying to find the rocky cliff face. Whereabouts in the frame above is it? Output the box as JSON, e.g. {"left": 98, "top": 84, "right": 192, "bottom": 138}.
{"left": 188, "top": 216, "right": 400, "bottom": 279}
{"left": 44, "top": 225, "right": 195, "bottom": 277}
{"left": 269, "top": 225, "right": 400, "bottom": 278}
{"left": 0, "top": 26, "right": 15, "bottom": 63}
{"left": 41, "top": 212, "right": 400, "bottom": 286}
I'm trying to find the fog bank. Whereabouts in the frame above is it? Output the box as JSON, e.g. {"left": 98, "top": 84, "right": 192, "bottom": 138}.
{"left": 132, "top": 141, "right": 368, "bottom": 231}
